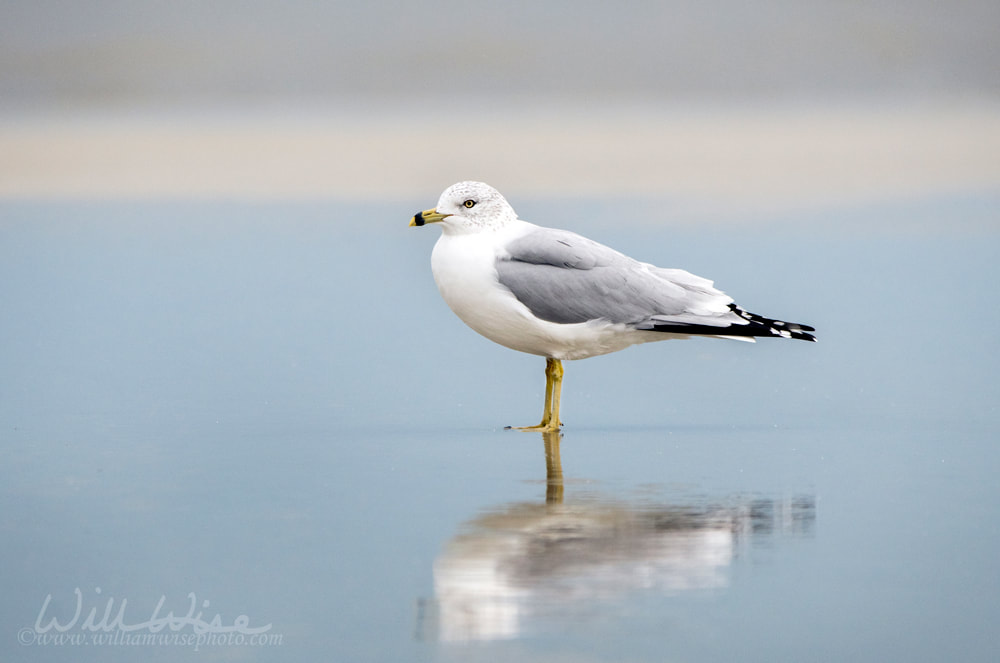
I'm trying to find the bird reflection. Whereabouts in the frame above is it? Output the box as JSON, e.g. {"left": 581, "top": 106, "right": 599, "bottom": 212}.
{"left": 424, "top": 432, "right": 814, "bottom": 642}
{"left": 543, "top": 430, "right": 563, "bottom": 504}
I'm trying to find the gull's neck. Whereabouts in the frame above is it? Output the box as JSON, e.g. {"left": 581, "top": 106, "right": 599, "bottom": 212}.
{"left": 441, "top": 213, "right": 519, "bottom": 236}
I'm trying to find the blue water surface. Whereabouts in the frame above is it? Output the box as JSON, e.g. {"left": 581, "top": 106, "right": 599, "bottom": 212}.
{"left": 1, "top": 196, "right": 997, "bottom": 662}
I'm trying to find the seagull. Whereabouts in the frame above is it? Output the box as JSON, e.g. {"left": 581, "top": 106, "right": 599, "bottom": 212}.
{"left": 410, "top": 181, "right": 815, "bottom": 432}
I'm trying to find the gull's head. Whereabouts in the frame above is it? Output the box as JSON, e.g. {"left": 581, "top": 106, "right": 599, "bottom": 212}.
{"left": 409, "top": 181, "right": 517, "bottom": 234}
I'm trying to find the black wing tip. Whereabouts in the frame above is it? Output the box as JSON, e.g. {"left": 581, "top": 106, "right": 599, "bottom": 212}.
{"left": 629, "top": 305, "right": 818, "bottom": 341}
{"left": 729, "top": 304, "right": 817, "bottom": 342}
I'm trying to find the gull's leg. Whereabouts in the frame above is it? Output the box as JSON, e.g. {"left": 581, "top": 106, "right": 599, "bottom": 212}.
{"left": 548, "top": 358, "right": 564, "bottom": 431}
{"left": 538, "top": 357, "right": 556, "bottom": 426}
{"left": 509, "top": 358, "right": 563, "bottom": 432}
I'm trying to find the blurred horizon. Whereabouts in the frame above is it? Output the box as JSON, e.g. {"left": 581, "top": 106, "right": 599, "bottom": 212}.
{"left": 1, "top": 0, "right": 998, "bottom": 210}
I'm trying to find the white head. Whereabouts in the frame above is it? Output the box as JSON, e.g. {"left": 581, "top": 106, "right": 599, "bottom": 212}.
{"left": 410, "top": 181, "right": 518, "bottom": 234}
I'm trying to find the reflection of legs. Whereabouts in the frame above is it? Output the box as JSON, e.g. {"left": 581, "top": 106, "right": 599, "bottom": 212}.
{"left": 543, "top": 430, "right": 563, "bottom": 504}
{"left": 511, "top": 358, "right": 564, "bottom": 432}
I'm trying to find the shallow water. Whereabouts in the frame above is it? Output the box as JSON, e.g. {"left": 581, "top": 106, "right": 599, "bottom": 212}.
{"left": 2, "top": 197, "right": 998, "bottom": 662}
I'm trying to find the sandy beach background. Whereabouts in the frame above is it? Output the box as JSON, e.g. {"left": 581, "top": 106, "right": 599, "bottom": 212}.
{"left": 1, "top": 0, "right": 997, "bottom": 215}
{"left": 1, "top": 103, "right": 998, "bottom": 214}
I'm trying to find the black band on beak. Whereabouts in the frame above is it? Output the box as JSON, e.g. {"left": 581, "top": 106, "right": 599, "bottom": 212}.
{"left": 412, "top": 213, "right": 425, "bottom": 227}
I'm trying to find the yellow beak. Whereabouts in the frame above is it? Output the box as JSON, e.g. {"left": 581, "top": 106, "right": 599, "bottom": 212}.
{"left": 409, "top": 208, "right": 451, "bottom": 227}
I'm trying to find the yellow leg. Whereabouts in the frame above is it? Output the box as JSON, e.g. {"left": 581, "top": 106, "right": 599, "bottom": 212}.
{"left": 537, "top": 359, "right": 556, "bottom": 426}
{"left": 509, "top": 358, "right": 564, "bottom": 432}
{"left": 549, "top": 358, "right": 563, "bottom": 429}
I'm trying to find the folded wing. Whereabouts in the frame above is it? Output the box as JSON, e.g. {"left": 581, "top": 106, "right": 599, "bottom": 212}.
{"left": 496, "top": 227, "right": 815, "bottom": 341}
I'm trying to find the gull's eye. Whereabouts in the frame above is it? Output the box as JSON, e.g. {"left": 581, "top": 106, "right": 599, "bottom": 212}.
{"left": 463, "top": 199, "right": 476, "bottom": 209}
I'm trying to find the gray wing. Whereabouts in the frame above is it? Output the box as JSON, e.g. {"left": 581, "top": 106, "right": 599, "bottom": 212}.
{"left": 496, "top": 228, "right": 743, "bottom": 329}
